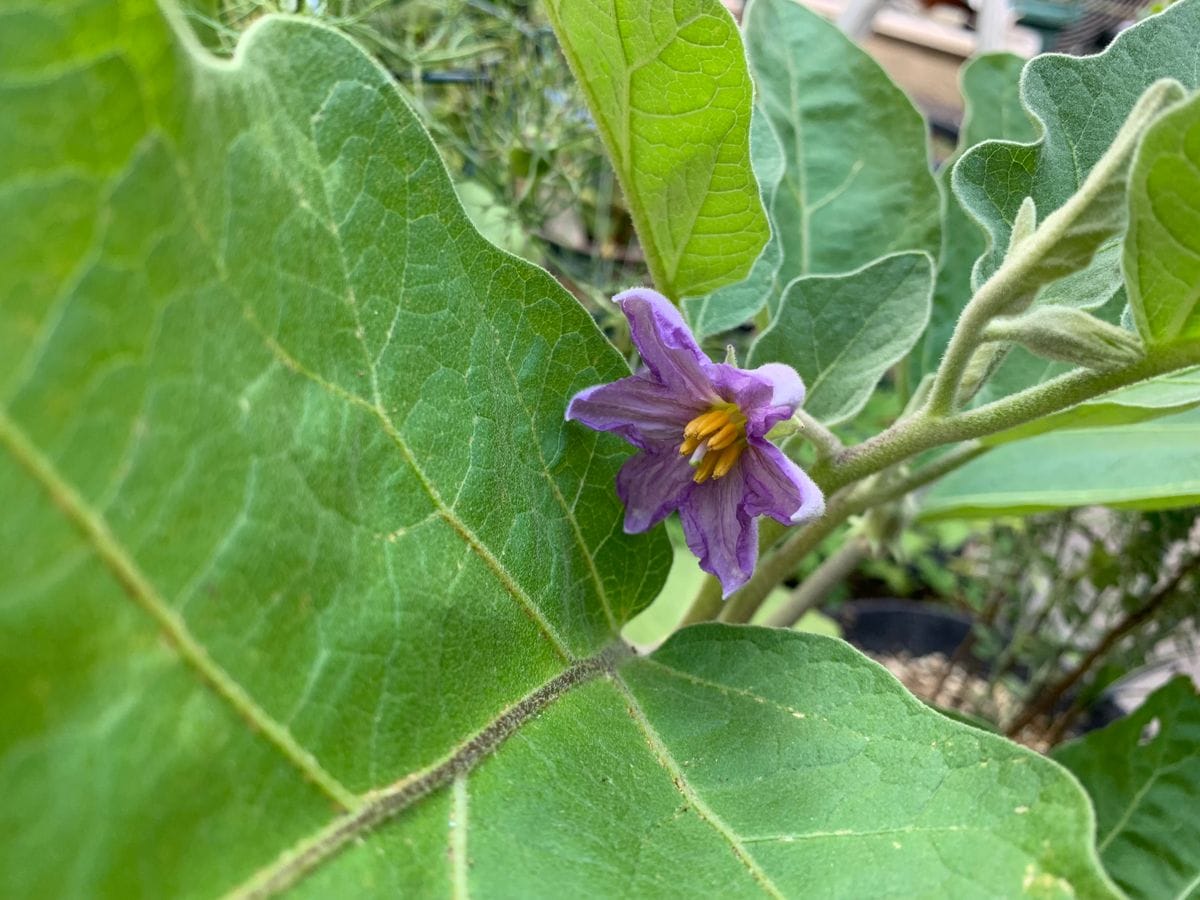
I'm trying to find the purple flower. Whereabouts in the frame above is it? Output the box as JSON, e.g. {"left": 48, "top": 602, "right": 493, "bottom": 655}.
{"left": 567, "top": 288, "right": 824, "bottom": 597}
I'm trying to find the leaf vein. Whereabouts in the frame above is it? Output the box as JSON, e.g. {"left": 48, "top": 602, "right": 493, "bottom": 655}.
{"left": 0, "top": 408, "right": 359, "bottom": 812}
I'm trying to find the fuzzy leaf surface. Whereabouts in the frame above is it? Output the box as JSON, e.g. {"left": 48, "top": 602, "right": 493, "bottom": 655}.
{"left": 748, "top": 252, "right": 933, "bottom": 426}
{"left": 915, "top": 52, "right": 1035, "bottom": 378}
{"left": 953, "top": 0, "right": 1200, "bottom": 292}
{"left": 1, "top": 3, "right": 1118, "bottom": 898}
{"left": 1126, "top": 90, "right": 1200, "bottom": 345}
{"left": 0, "top": 3, "right": 670, "bottom": 893}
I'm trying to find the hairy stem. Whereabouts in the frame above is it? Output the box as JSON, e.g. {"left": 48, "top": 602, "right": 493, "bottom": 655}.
{"left": 816, "top": 342, "right": 1200, "bottom": 495}
{"left": 680, "top": 576, "right": 725, "bottom": 627}
{"left": 683, "top": 342, "right": 1198, "bottom": 632}
{"left": 792, "top": 408, "right": 844, "bottom": 460}
{"left": 762, "top": 535, "right": 867, "bottom": 629}
{"left": 714, "top": 441, "right": 989, "bottom": 626}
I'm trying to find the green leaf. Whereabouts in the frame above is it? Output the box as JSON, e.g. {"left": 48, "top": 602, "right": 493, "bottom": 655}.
{"left": 748, "top": 252, "right": 934, "bottom": 426}
{"left": 1126, "top": 90, "right": 1200, "bottom": 345}
{"left": 541, "top": 0, "right": 769, "bottom": 301}
{"left": 985, "top": 366, "right": 1200, "bottom": 444}
{"left": 916, "top": 53, "right": 1035, "bottom": 378}
{"left": 0, "top": 5, "right": 667, "bottom": 893}
{"left": 0, "top": 5, "right": 1119, "bottom": 897}
{"left": 921, "top": 407, "right": 1200, "bottom": 518}
{"left": 743, "top": 0, "right": 939, "bottom": 300}
{"left": 622, "top": 531, "right": 709, "bottom": 649}
{"left": 455, "top": 180, "right": 535, "bottom": 259}
{"left": 683, "top": 108, "right": 787, "bottom": 338}
{"left": 958, "top": 76, "right": 1183, "bottom": 326}
{"left": 259, "top": 627, "right": 1116, "bottom": 896}
{"left": 1054, "top": 677, "right": 1200, "bottom": 900}
{"left": 953, "top": 0, "right": 1200, "bottom": 295}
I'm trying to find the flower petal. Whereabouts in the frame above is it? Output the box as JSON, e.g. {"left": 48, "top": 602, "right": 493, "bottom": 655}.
{"left": 705, "top": 361, "right": 805, "bottom": 437}
{"left": 679, "top": 468, "right": 758, "bottom": 597}
{"left": 615, "top": 449, "right": 695, "bottom": 533}
{"left": 616, "top": 288, "right": 716, "bottom": 400}
{"left": 742, "top": 439, "right": 825, "bottom": 525}
{"left": 567, "top": 374, "right": 701, "bottom": 450}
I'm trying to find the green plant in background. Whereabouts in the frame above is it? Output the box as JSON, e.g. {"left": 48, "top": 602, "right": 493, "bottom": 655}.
{"left": 4, "top": 0, "right": 1200, "bottom": 896}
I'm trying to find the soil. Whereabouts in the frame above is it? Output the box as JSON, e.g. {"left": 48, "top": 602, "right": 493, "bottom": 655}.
{"left": 872, "top": 651, "right": 1057, "bottom": 752}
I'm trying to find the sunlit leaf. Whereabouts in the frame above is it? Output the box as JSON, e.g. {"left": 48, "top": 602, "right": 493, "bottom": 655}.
{"left": 542, "top": 0, "right": 769, "bottom": 301}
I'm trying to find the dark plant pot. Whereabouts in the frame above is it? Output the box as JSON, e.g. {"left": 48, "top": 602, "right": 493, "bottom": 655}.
{"left": 836, "top": 598, "right": 975, "bottom": 665}
{"left": 835, "top": 598, "right": 1122, "bottom": 734}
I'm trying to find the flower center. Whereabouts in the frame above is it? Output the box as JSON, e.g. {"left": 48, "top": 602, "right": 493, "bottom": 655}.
{"left": 680, "top": 403, "right": 747, "bottom": 483}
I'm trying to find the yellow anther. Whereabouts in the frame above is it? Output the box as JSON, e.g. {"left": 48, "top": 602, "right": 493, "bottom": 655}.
{"left": 682, "top": 403, "right": 748, "bottom": 482}
{"left": 706, "top": 423, "right": 740, "bottom": 451}
{"left": 713, "top": 445, "right": 742, "bottom": 479}
{"left": 684, "top": 409, "right": 728, "bottom": 439}
{"left": 692, "top": 452, "right": 721, "bottom": 484}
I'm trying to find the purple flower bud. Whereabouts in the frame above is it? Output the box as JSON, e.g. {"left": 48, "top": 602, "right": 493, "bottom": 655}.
{"left": 567, "top": 288, "right": 824, "bottom": 597}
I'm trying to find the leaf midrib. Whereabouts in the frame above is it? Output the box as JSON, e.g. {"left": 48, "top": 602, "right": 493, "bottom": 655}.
{"left": 0, "top": 409, "right": 360, "bottom": 812}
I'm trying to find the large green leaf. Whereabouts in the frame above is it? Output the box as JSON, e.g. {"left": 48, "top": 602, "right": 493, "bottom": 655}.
{"left": 921, "top": 407, "right": 1200, "bottom": 518}
{"left": 915, "top": 53, "right": 1035, "bottom": 378}
{"left": 1126, "top": 90, "right": 1200, "bottom": 346}
{"left": 541, "top": 0, "right": 769, "bottom": 301}
{"left": 248, "top": 627, "right": 1116, "bottom": 898}
{"left": 1, "top": 3, "right": 1119, "bottom": 897}
{"left": 748, "top": 252, "right": 934, "bottom": 426}
{"left": 0, "top": 3, "right": 664, "bottom": 892}
{"left": 683, "top": 108, "right": 787, "bottom": 339}
{"left": 1054, "top": 677, "right": 1200, "bottom": 900}
{"left": 953, "top": 0, "right": 1200, "bottom": 292}
{"left": 743, "top": 0, "right": 940, "bottom": 299}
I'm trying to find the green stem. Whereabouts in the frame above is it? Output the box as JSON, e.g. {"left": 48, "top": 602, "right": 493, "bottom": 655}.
{"left": 681, "top": 342, "right": 1199, "bottom": 631}
{"left": 816, "top": 343, "right": 1200, "bottom": 495}
{"left": 791, "top": 408, "right": 843, "bottom": 460}
{"left": 719, "top": 441, "right": 988, "bottom": 625}
{"left": 762, "top": 535, "right": 867, "bottom": 629}
{"left": 719, "top": 491, "right": 855, "bottom": 624}
{"left": 679, "top": 519, "right": 790, "bottom": 627}
{"left": 679, "top": 576, "right": 723, "bottom": 627}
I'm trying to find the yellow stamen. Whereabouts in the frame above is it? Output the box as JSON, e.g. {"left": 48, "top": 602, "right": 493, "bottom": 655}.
{"left": 712, "top": 444, "right": 742, "bottom": 479}
{"left": 693, "top": 452, "right": 721, "bottom": 484}
{"left": 683, "top": 402, "right": 748, "bottom": 482}
{"left": 684, "top": 409, "right": 728, "bottom": 439}
{"left": 706, "top": 423, "right": 740, "bottom": 451}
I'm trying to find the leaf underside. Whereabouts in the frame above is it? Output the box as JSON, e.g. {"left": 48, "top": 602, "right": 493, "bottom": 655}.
{"left": 921, "top": 406, "right": 1200, "bottom": 519}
